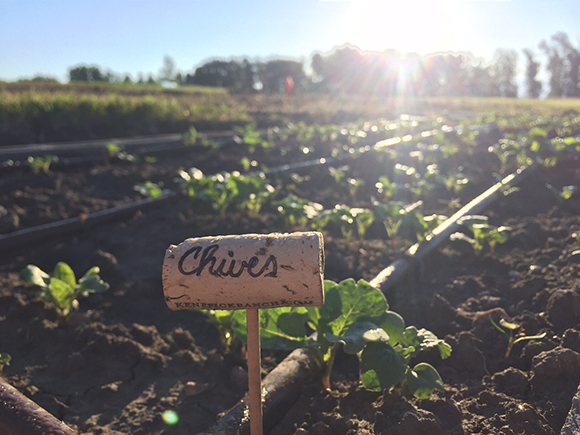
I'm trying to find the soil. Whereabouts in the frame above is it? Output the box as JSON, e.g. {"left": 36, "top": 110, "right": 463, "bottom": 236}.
{"left": 1, "top": 123, "right": 580, "bottom": 435}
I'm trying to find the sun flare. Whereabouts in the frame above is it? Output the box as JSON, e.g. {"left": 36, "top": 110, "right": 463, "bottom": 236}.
{"left": 342, "top": 0, "right": 474, "bottom": 56}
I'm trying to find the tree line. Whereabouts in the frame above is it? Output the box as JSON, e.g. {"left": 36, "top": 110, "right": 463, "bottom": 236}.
{"left": 66, "top": 31, "right": 579, "bottom": 98}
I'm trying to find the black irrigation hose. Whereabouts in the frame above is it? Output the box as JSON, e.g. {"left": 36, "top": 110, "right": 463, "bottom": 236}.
{"left": 0, "top": 192, "right": 176, "bottom": 252}
{"left": 0, "top": 377, "right": 77, "bottom": 435}
{"left": 205, "top": 165, "right": 535, "bottom": 435}
{"left": 370, "top": 165, "right": 535, "bottom": 293}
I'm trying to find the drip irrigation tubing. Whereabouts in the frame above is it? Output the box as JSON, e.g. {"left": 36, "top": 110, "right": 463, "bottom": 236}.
{"left": 0, "top": 130, "right": 242, "bottom": 160}
{"left": 0, "top": 192, "right": 176, "bottom": 252}
{"left": 202, "top": 164, "right": 535, "bottom": 435}
{"left": 0, "top": 376, "right": 77, "bottom": 435}
{"left": 0, "top": 123, "right": 442, "bottom": 254}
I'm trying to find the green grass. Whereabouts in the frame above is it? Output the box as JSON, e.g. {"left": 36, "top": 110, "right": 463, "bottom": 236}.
{"left": 2, "top": 80, "right": 579, "bottom": 145}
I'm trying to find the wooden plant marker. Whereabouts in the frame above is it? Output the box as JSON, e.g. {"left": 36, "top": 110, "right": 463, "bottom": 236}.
{"left": 162, "top": 232, "right": 325, "bottom": 435}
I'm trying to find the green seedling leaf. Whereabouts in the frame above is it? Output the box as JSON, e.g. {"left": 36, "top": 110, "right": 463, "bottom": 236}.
{"left": 53, "top": 262, "right": 76, "bottom": 289}
{"left": 406, "top": 362, "right": 445, "bottom": 399}
{"left": 360, "top": 342, "right": 407, "bottom": 392}
{"left": 320, "top": 279, "right": 388, "bottom": 337}
{"left": 326, "top": 321, "right": 390, "bottom": 354}
{"left": 78, "top": 268, "right": 110, "bottom": 295}
{"left": 499, "top": 318, "right": 520, "bottom": 331}
{"left": 374, "top": 310, "right": 406, "bottom": 345}
{"left": 49, "top": 277, "right": 76, "bottom": 316}
{"left": 232, "top": 307, "right": 317, "bottom": 350}
{"left": 19, "top": 265, "right": 50, "bottom": 287}
{"left": 399, "top": 326, "right": 452, "bottom": 360}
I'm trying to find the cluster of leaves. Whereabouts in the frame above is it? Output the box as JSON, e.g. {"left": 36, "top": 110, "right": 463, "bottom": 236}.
{"left": 373, "top": 202, "right": 446, "bottom": 247}
{"left": 27, "top": 154, "right": 58, "bottom": 174}
{"left": 181, "top": 126, "right": 198, "bottom": 145}
{"left": 202, "top": 279, "right": 451, "bottom": 399}
{"left": 0, "top": 353, "right": 10, "bottom": 373}
{"left": 177, "top": 167, "right": 275, "bottom": 216}
{"left": 20, "top": 262, "right": 110, "bottom": 318}
{"left": 234, "top": 124, "right": 270, "bottom": 153}
{"left": 450, "top": 215, "right": 512, "bottom": 256}
{"left": 133, "top": 181, "right": 170, "bottom": 199}
{"left": 312, "top": 205, "right": 374, "bottom": 242}
{"left": 273, "top": 194, "right": 324, "bottom": 230}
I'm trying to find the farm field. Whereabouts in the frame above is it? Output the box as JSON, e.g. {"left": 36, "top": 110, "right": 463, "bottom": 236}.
{"left": 1, "top": 95, "right": 580, "bottom": 435}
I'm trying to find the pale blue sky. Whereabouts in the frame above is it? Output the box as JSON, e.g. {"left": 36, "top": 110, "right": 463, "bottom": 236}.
{"left": 1, "top": 0, "right": 579, "bottom": 82}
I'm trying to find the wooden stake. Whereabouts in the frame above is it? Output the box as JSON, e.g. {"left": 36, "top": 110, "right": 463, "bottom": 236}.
{"left": 246, "top": 308, "right": 263, "bottom": 435}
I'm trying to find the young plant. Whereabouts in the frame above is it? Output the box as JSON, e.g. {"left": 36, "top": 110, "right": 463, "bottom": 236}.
{"left": 372, "top": 202, "right": 407, "bottom": 247}
{"left": 490, "top": 318, "right": 546, "bottom": 358}
{"left": 234, "top": 124, "right": 269, "bottom": 153}
{"left": 20, "top": 263, "right": 110, "bottom": 318}
{"left": 273, "top": 194, "right": 324, "bottom": 230}
{"left": 451, "top": 215, "right": 512, "bottom": 256}
{"left": 230, "top": 279, "right": 451, "bottom": 398}
{"left": 181, "top": 126, "right": 198, "bottom": 145}
{"left": 313, "top": 205, "right": 373, "bottom": 242}
{"left": 375, "top": 176, "right": 397, "bottom": 202}
{"left": 27, "top": 154, "right": 58, "bottom": 174}
{"left": 133, "top": 181, "right": 169, "bottom": 198}
{"left": 0, "top": 353, "right": 10, "bottom": 373}
{"left": 176, "top": 168, "right": 274, "bottom": 216}
{"left": 230, "top": 172, "right": 276, "bottom": 217}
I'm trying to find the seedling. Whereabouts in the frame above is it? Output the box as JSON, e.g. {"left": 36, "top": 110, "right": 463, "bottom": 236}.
{"left": 20, "top": 263, "right": 110, "bottom": 318}
{"left": 452, "top": 215, "right": 512, "bottom": 256}
{"left": 234, "top": 124, "right": 269, "bottom": 153}
{"left": 273, "top": 194, "right": 323, "bottom": 230}
{"left": 0, "top": 353, "right": 10, "bottom": 373}
{"left": 375, "top": 176, "right": 397, "bottom": 202}
{"left": 133, "top": 181, "right": 169, "bottom": 198}
{"left": 232, "top": 279, "right": 451, "bottom": 399}
{"left": 490, "top": 318, "right": 546, "bottom": 358}
{"left": 176, "top": 168, "right": 275, "bottom": 216}
{"left": 182, "top": 126, "right": 198, "bottom": 145}
{"left": 27, "top": 154, "right": 58, "bottom": 174}
{"left": 313, "top": 205, "right": 373, "bottom": 242}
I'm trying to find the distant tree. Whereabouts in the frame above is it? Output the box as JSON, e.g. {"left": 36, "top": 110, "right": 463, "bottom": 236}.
{"left": 189, "top": 58, "right": 256, "bottom": 92}
{"left": 523, "top": 48, "right": 542, "bottom": 98}
{"left": 146, "top": 74, "right": 157, "bottom": 85}
{"left": 69, "top": 65, "right": 107, "bottom": 82}
{"left": 258, "top": 59, "right": 306, "bottom": 94}
{"left": 159, "top": 55, "right": 177, "bottom": 84}
{"left": 550, "top": 32, "right": 580, "bottom": 97}
{"left": 123, "top": 75, "right": 132, "bottom": 84}
{"left": 538, "top": 32, "right": 580, "bottom": 97}
{"left": 137, "top": 73, "right": 145, "bottom": 84}
{"left": 489, "top": 49, "right": 519, "bottom": 97}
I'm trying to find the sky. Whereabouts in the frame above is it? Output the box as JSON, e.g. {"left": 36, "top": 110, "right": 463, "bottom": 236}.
{"left": 1, "top": 0, "right": 579, "bottom": 83}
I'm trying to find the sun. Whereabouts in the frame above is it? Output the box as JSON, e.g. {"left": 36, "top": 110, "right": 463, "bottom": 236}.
{"left": 342, "top": 0, "right": 474, "bottom": 56}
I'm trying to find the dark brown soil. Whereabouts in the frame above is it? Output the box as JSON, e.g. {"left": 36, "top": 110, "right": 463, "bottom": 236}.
{"left": 1, "top": 125, "right": 580, "bottom": 434}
